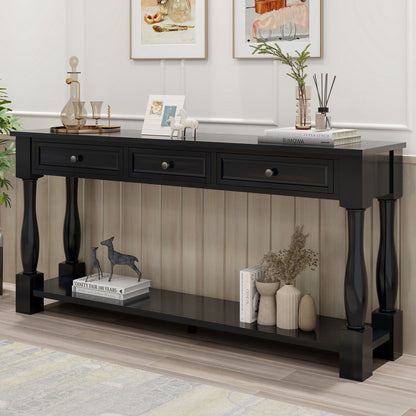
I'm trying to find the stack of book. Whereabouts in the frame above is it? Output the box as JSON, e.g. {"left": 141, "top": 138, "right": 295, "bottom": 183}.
{"left": 72, "top": 274, "right": 151, "bottom": 305}
{"left": 239, "top": 265, "right": 263, "bottom": 324}
{"left": 259, "top": 127, "right": 361, "bottom": 147}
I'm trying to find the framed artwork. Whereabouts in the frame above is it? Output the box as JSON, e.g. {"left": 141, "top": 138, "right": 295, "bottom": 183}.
{"left": 130, "top": 0, "right": 207, "bottom": 59}
{"left": 141, "top": 95, "right": 185, "bottom": 136}
{"left": 233, "top": 0, "right": 322, "bottom": 58}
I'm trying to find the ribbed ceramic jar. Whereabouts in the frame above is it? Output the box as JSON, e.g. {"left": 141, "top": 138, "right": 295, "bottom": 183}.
{"left": 275, "top": 284, "right": 301, "bottom": 329}
{"left": 298, "top": 293, "right": 317, "bottom": 331}
{"left": 256, "top": 281, "right": 280, "bottom": 326}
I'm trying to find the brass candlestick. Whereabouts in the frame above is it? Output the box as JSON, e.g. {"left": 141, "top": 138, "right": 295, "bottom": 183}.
{"left": 100, "top": 105, "right": 120, "bottom": 129}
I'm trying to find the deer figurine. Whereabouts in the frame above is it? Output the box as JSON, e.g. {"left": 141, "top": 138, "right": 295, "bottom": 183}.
{"left": 85, "top": 247, "right": 103, "bottom": 282}
{"left": 100, "top": 237, "right": 142, "bottom": 282}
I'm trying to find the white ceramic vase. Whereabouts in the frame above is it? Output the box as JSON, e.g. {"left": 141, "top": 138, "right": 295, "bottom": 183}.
{"left": 275, "top": 283, "right": 301, "bottom": 329}
{"left": 255, "top": 281, "right": 280, "bottom": 326}
{"left": 298, "top": 293, "right": 317, "bottom": 331}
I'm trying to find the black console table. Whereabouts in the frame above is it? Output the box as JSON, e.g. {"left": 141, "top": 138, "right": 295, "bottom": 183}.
{"left": 14, "top": 129, "right": 405, "bottom": 381}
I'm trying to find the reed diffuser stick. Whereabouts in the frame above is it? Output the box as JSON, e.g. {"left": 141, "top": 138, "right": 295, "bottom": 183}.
{"left": 326, "top": 75, "right": 337, "bottom": 106}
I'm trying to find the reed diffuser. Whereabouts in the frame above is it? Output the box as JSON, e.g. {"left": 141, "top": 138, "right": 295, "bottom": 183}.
{"left": 313, "top": 73, "right": 336, "bottom": 130}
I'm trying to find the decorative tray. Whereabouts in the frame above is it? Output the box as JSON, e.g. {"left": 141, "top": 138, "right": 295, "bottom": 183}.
{"left": 50, "top": 125, "right": 121, "bottom": 134}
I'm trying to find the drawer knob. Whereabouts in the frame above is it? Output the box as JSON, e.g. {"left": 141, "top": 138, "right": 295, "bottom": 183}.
{"left": 161, "top": 161, "right": 172, "bottom": 170}
{"left": 265, "top": 168, "right": 278, "bottom": 178}
{"left": 70, "top": 155, "right": 78, "bottom": 163}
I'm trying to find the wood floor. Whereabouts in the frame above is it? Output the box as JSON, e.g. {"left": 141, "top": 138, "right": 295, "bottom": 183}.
{"left": 1, "top": 283, "right": 415, "bottom": 416}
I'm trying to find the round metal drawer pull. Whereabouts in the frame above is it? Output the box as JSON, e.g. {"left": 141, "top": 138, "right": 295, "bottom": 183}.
{"left": 70, "top": 155, "right": 78, "bottom": 163}
{"left": 265, "top": 168, "right": 278, "bottom": 178}
{"left": 161, "top": 161, "right": 172, "bottom": 170}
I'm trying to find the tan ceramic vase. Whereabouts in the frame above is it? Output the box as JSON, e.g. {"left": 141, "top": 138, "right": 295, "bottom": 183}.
{"left": 275, "top": 283, "right": 301, "bottom": 329}
{"left": 298, "top": 293, "right": 317, "bottom": 331}
{"left": 255, "top": 281, "right": 280, "bottom": 326}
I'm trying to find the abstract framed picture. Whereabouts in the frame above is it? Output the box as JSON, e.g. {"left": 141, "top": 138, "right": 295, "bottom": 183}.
{"left": 130, "top": 0, "right": 207, "bottom": 59}
{"left": 233, "top": 0, "right": 322, "bottom": 59}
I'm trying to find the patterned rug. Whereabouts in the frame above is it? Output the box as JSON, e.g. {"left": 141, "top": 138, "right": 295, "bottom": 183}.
{"left": 0, "top": 338, "right": 340, "bottom": 416}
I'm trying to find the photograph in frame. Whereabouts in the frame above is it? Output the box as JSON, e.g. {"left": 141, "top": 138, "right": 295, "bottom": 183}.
{"left": 141, "top": 95, "right": 186, "bottom": 136}
{"left": 233, "top": 0, "right": 322, "bottom": 58}
{"left": 130, "top": 0, "right": 207, "bottom": 59}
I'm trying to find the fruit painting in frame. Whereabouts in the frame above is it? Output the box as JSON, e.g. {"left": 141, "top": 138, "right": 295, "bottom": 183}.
{"left": 130, "top": 0, "right": 207, "bottom": 59}
{"left": 233, "top": 0, "right": 322, "bottom": 58}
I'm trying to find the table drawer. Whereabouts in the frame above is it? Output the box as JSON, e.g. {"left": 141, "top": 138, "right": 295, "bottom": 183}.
{"left": 130, "top": 149, "right": 208, "bottom": 183}
{"left": 218, "top": 154, "right": 333, "bottom": 193}
{"left": 33, "top": 141, "right": 122, "bottom": 175}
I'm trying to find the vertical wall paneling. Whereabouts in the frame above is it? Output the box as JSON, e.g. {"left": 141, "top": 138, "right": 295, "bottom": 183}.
{"left": 182, "top": 188, "right": 204, "bottom": 296}
{"left": 400, "top": 163, "right": 415, "bottom": 354}
{"left": 319, "top": 200, "right": 347, "bottom": 319}
{"left": 203, "top": 189, "right": 225, "bottom": 299}
{"left": 102, "top": 181, "right": 122, "bottom": 275}
{"left": 224, "top": 191, "right": 248, "bottom": 301}
{"left": 247, "top": 194, "right": 271, "bottom": 268}
{"left": 48, "top": 176, "right": 66, "bottom": 279}
{"left": 295, "top": 198, "right": 320, "bottom": 314}
{"left": 15, "top": 178, "right": 24, "bottom": 276}
{"left": 161, "top": 186, "right": 182, "bottom": 292}
{"left": 396, "top": 199, "right": 401, "bottom": 310}
{"left": 83, "top": 180, "right": 104, "bottom": 275}
{"left": 36, "top": 177, "right": 49, "bottom": 279}
{"left": 363, "top": 206, "right": 373, "bottom": 323}
{"left": 1, "top": 167, "right": 17, "bottom": 284}
{"left": 371, "top": 200, "right": 381, "bottom": 315}
{"left": 271, "top": 195, "right": 295, "bottom": 251}
{"left": 121, "top": 182, "right": 142, "bottom": 278}
{"left": 141, "top": 184, "right": 162, "bottom": 288}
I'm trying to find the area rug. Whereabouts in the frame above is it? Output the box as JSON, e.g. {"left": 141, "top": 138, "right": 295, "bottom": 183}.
{"left": 0, "top": 338, "right": 340, "bottom": 416}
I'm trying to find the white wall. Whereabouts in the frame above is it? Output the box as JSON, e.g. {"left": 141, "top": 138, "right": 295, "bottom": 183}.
{"left": 3, "top": 0, "right": 416, "bottom": 151}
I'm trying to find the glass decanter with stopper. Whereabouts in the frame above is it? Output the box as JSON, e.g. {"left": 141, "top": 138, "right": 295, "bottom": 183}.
{"left": 60, "top": 56, "right": 86, "bottom": 129}
{"left": 167, "top": 0, "right": 191, "bottom": 23}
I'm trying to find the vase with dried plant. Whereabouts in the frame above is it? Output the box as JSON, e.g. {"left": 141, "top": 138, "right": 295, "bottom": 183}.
{"left": 255, "top": 250, "right": 281, "bottom": 326}
{"left": 251, "top": 40, "right": 311, "bottom": 130}
{"left": 261, "top": 225, "right": 318, "bottom": 329}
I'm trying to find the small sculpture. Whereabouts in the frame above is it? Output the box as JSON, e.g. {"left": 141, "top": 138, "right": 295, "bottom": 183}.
{"left": 86, "top": 247, "right": 103, "bottom": 282}
{"left": 100, "top": 236, "right": 142, "bottom": 282}
{"left": 179, "top": 109, "right": 199, "bottom": 140}
{"left": 167, "top": 116, "right": 184, "bottom": 139}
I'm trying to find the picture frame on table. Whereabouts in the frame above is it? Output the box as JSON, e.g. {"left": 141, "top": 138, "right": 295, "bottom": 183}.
{"left": 141, "top": 95, "right": 185, "bottom": 136}
{"left": 233, "top": 0, "right": 322, "bottom": 59}
{"left": 130, "top": 0, "right": 207, "bottom": 59}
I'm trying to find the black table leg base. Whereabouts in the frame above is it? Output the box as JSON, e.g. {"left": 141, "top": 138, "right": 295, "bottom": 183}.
{"left": 339, "top": 327, "right": 373, "bottom": 381}
{"left": 187, "top": 325, "right": 197, "bottom": 334}
{"left": 59, "top": 262, "right": 86, "bottom": 279}
{"left": 16, "top": 272, "right": 44, "bottom": 315}
{"left": 372, "top": 309, "right": 403, "bottom": 361}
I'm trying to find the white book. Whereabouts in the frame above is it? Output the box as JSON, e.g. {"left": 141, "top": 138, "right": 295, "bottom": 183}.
{"left": 239, "top": 265, "right": 262, "bottom": 323}
{"left": 263, "top": 127, "right": 358, "bottom": 139}
{"left": 72, "top": 285, "right": 149, "bottom": 300}
{"left": 258, "top": 135, "right": 361, "bottom": 147}
{"left": 72, "top": 274, "right": 151, "bottom": 294}
{"left": 72, "top": 290, "right": 149, "bottom": 305}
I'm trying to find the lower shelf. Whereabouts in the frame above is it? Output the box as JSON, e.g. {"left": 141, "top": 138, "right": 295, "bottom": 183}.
{"left": 34, "top": 277, "right": 390, "bottom": 353}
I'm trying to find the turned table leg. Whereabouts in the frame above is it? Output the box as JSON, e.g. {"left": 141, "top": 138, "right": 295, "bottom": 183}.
{"left": 340, "top": 208, "right": 372, "bottom": 381}
{"left": 59, "top": 177, "right": 85, "bottom": 278}
{"left": 372, "top": 199, "right": 403, "bottom": 360}
{"left": 16, "top": 178, "right": 44, "bottom": 314}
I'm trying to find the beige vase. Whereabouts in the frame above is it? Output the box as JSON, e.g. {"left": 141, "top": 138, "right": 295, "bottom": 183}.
{"left": 255, "top": 281, "right": 280, "bottom": 326}
{"left": 299, "top": 293, "right": 317, "bottom": 331}
{"left": 275, "top": 283, "right": 301, "bottom": 329}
